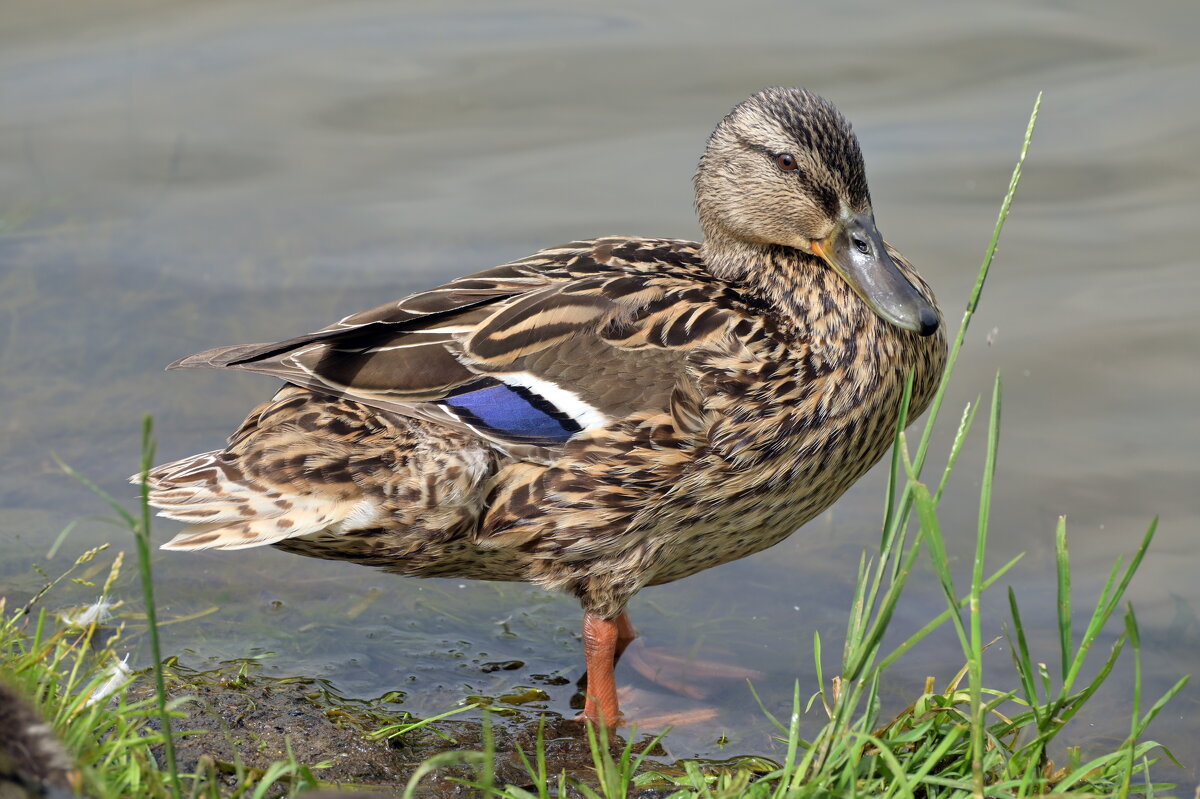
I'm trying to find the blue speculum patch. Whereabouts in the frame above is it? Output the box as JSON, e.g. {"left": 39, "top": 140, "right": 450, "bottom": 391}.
{"left": 442, "top": 382, "right": 581, "bottom": 445}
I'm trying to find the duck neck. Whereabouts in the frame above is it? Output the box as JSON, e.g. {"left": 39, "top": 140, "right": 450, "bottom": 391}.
{"left": 701, "top": 231, "right": 863, "bottom": 336}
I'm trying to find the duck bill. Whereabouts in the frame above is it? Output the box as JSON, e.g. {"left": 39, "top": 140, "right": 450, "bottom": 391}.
{"left": 812, "top": 212, "right": 939, "bottom": 336}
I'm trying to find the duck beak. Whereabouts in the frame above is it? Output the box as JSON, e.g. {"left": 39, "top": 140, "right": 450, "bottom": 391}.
{"left": 812, "top": 211, "right": 940, "bottom": 336}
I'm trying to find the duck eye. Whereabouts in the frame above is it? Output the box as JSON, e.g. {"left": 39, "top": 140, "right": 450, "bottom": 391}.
{"left": 775, "top": 153, "right": 798, "bottom": 171}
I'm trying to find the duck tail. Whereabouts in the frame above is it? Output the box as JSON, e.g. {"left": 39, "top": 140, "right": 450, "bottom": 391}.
{"left": 137, "top": 450, "right": 357, "bottom": 551}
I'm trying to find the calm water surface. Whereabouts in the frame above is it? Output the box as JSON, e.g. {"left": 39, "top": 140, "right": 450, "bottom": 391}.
{"left": 2, "top": 0, "right": 1197, "bottom": 775}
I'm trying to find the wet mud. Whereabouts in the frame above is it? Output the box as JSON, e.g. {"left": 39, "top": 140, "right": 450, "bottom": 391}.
{"left": 137, "top": 660, "right": 705, "bottom": 797}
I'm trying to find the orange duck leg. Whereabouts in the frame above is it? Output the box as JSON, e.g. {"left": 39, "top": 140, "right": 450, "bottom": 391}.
{"left": 579, "top": 611, "right": 638, "bottom": 726}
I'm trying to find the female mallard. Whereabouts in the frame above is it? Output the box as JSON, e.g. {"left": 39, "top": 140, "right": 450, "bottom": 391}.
{"left": 147, "top": 88, "right": 946, "bottom": 726}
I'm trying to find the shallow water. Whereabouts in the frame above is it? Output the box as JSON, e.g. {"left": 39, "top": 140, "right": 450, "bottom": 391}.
{"left": 2, "top": 0, "right": 1198, "bottom": 778}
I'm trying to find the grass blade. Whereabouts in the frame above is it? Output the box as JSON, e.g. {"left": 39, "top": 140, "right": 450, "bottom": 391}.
{"left": 1056, "top": 516, "right": 1072, "bottom": 683}
{"left": 131, "top": 416, "right": 183, "bottom": 799}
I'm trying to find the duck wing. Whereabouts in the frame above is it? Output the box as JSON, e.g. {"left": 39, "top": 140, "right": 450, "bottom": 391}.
{"left": 169, "top": 237, "right": 750, "bottom": 462}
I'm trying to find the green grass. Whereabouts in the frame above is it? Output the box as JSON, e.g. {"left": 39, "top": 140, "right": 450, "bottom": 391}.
{"left": 1, "top": 92, "right": 1189, "bottom": 797}
{"left": 0, "top": 550, "right": 324, "bottom": 798}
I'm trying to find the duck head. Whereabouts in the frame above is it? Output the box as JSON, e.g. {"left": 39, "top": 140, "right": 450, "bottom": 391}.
{"left": 695, "top": 87, "right": 939, "bottom": 337}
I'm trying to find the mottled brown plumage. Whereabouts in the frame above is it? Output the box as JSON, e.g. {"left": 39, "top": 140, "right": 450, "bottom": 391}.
{"left": 146, "top": 88, "right": 947, "bottom": 725}
{"left": 0, "top": 683, "right": 77, "bottom": 799}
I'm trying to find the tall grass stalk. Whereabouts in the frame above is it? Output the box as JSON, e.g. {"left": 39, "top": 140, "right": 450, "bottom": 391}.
{"left": 58, "top": 417, "right": 182, "bottom": 797}
{"left": 134, "top": 417, "right": 182, "bottom": 797}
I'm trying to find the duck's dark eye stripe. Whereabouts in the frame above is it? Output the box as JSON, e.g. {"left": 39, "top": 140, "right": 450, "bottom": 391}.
{"left": 735, "top": 135, "right": 770, "bottom": 156}
{"left": 736, "top": 136, "right": 792, "bottom": 167}
{"left": 815, "top": 184, "right": 839, "bottom": 219}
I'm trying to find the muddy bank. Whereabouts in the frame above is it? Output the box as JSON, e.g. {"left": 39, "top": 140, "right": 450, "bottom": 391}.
{"left": 136, "top": 659, "right": 740, "bottom": 796}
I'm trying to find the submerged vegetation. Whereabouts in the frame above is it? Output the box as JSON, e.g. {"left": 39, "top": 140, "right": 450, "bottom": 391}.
{"left": 1, "top": 95, "right": 1190, "bottom": 797}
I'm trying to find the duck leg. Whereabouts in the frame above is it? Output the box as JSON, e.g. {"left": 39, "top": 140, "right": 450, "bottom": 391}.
{"left": 613, "top": 611, "right": 638, "bottom": 659}
{"left": 580, "top": 611, "right": 624, "bottom": 726}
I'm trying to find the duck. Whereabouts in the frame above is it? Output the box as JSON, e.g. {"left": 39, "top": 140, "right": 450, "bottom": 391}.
{"left": 144, "top": 87, "right": 947, "bottom": 726}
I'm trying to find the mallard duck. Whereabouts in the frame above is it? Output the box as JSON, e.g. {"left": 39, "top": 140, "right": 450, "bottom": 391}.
{"left": 146, "top": 88, "right": 946, "bottom": 726}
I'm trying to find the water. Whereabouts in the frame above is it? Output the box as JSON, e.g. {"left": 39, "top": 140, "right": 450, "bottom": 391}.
{"left": 2, "top": 0, "right": 1197, "bottom": 776}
